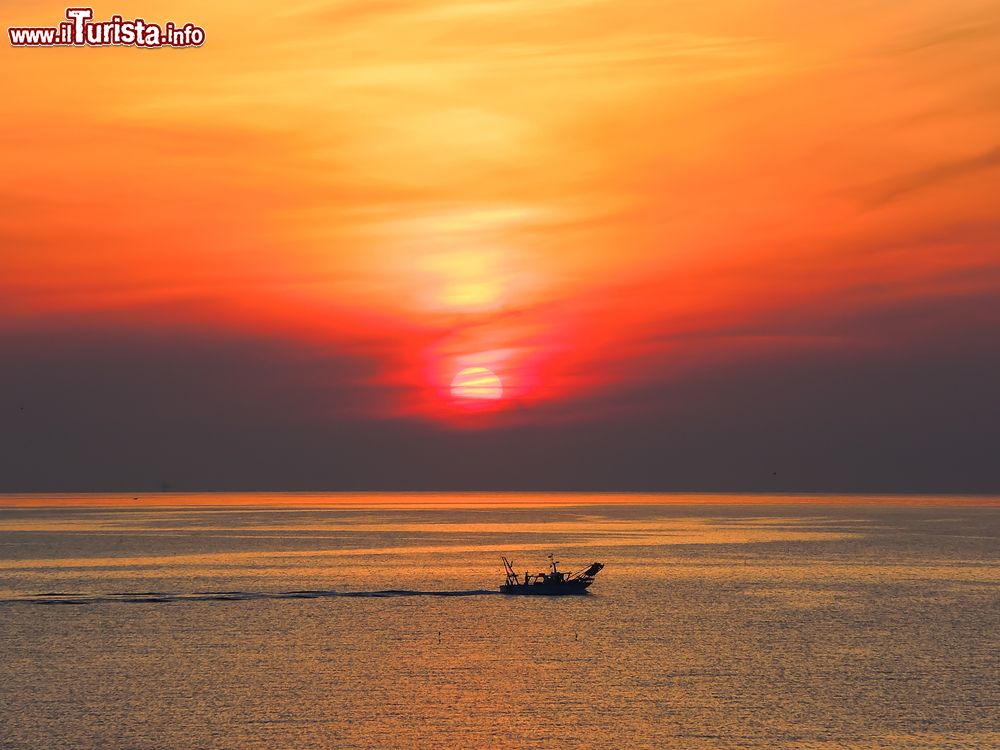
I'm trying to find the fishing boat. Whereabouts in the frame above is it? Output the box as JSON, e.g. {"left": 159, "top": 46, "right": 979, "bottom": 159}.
{"left": 499, "top": 555, "right": 604, "bottom": 595}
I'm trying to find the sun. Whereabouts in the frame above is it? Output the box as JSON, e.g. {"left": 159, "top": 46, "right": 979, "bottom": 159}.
{"left": 450, "top": 366, "right": 503, "bottom": 401}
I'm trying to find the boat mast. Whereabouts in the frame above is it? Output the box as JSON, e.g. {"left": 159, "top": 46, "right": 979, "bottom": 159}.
{"left": 501, "top": 556, "right": 520, "bottom": 586}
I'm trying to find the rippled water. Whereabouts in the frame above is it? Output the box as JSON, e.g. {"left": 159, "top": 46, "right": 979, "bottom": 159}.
{"left": 1, "top": 494, "right": 998, "bottom": 749}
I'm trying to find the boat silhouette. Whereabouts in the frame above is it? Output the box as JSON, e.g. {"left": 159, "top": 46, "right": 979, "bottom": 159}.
{"left": 499, "top": 554, "right": 604, "bottom": 595}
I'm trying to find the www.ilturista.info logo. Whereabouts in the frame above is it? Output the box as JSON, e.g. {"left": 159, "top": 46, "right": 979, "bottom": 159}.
{"left": 9, "top": 7, "right": 205, "bottom": 48}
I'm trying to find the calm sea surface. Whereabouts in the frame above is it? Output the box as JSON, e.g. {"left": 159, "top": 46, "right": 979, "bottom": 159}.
{"left": 1, "top": 493, "right": 998, "bottom": 749}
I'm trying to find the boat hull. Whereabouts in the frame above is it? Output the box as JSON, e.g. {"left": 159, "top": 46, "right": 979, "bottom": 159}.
{"left": 499, "top": 580, "right": 593, "bottom": 596}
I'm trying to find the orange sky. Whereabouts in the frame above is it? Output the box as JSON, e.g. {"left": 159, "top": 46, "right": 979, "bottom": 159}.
{"left": 2, "top": 0, "right": 998, "bottom": 431}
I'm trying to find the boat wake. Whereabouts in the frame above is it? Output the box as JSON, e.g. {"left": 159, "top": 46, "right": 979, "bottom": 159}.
{"left": 0, "top": 589, "right": 500, "bottom": 606}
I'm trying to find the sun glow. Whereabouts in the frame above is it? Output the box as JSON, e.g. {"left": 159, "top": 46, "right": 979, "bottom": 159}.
{"left": 2, "top": 0, "right": 995, "bottom": 436}
{"left": 450, "top": 367, "right": 503, "bottom": 401}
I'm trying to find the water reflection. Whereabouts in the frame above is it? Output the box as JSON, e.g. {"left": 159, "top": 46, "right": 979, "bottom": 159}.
{"left": 0, "top": 495, "right": 997, "bottom": 749}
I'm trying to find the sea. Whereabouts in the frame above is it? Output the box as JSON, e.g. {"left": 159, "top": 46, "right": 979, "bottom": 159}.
{"left": 1, "top": 493, "right": 997, "bottom": 749}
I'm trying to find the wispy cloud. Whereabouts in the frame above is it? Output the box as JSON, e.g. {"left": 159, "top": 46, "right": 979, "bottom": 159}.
{"left": 865, "top": 146, "right": 1000, "bottom": 207}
